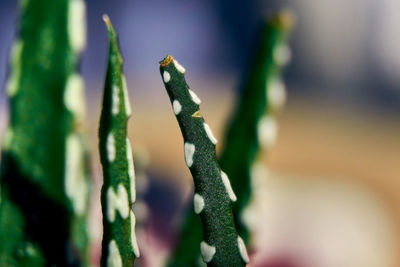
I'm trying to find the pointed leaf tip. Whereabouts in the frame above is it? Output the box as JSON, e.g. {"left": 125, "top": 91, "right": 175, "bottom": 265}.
{"left": 159, "top": 54, "right": 174, "bottom": 67}
{"left": 102, "top": 14, "right": 111, "bottom": 26}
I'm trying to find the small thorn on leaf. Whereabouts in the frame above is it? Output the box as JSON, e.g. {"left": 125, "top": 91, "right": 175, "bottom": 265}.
{"left": 191, "top": 111, "right": 202, "bottom": 118}
{"left": 102, "top": 14, "right": 112, "bottom": 27}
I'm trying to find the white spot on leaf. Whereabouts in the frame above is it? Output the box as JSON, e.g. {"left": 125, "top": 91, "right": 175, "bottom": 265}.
{"left": 184, "top": 143, "right": 195, "bottom": 168}
{"left": 250, "top": 163, "right": 270, "bottom": 192}
{"left": 65, "top": 134, "right": 88, "bottom": 215}
{"left": 68, "top": 0, "right": 86, "bottom": 53}
{"left": 107, "top": 184, "right": 130, "bottom": 222}
{"left": 2, "top": 128, "right": 14, "bottom": 151}
{"left": 163, "top": 71, "right": 171, "bottom": 83}
{"left": 203, "top": 123, "right": 218, "bottom": 144}
{"left": 173, "top": 59, "right": 186, "bottom": 73}
{"left": 200, "top": 241, "right": 216, "bottom": 263}
{"left": 173, "top": 100, "right": 182, "bottom": 115}
{"left": 257, "top": 115, "right": 278, "bottom": 148}
{"left": 273, "top": 43, "right": 291, "bottom": 66}
{"left": 189, "top": 89, "right": 201, "bottom": 105}
{"left": 194, "top": 193, "right": 205, "bottom": 214}
{"left": 107, "top": 133, "right": 116, "bottom": 162}
{"left": 126, "top": 138, "right": 136, "bottom": 202}
{"left": 122, "top": 75, "right": 132, "bottom": 117}
{"left": 107, "top": 240, "right": 122, "bottom": 267}
{"left": 221, "top": 171, "right": 237, "bottom": 202}
{"left": 112, "top": 85, "right": 120, "bottom": 115}
{"left": 64, "top": 74, "right": 86, "bottom": 119}
{"left": 267, "top": 78, "right": 286, "bottom": 111}
{"left": 237, "top": 236, "right": 249, "bottom": 263}
{"left": 130, "top": 210, "right": 140, "bottom": 257}
{"left": 6, "top": 40, "right": 23, "bottom": 97}
{"left": 241, "top": 163, "right": 270, "bottom": 231}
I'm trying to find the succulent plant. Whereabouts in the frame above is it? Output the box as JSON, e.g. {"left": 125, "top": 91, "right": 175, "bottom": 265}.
{"left": 160, "top": 55, "right": 249, "bottom": 266}
{"left": 98, "top": 15, "right": 140, "bottom": 267}
{"left": 167, "top": 11, "right": 294, "bottom": 266}
{"left": 0, "top": 0, "right": 294, "bottom": 265}
{"left": 0, "top": 0, "right": 90, "bottom": 265}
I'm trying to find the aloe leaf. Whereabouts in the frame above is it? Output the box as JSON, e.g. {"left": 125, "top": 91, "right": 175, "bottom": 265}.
{"left": 168, "top": 11, "right": 294, "bottom": 266}
{"left": 0, "top": 0, "right": 90, "bottom": 265}
{"left": 160, "top": 55, "right": 249, "bottom": 266}
{"left": 99, "top": 15, "right": 139, "bottom": 267}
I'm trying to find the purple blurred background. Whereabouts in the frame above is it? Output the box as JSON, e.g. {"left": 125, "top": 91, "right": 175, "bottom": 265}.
{"left": 0, "top": 0, "right": 400, "bottom": 112}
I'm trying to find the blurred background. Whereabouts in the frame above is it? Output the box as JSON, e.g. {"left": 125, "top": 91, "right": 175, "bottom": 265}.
{"left": 0, "top": 0, "right": 399, "bottom": 266}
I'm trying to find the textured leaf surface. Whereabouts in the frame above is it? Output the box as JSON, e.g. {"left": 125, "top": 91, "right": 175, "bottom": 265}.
{"left": 99, "top": 15, "right": 139, "bottom": 267}
{"left": 160, "top": 55, "right": 248, "bottom": 267}
{"left": 168, "top": 11, "right": 294, "bottom": 266}
{"left": 0, "top": 0, "right": 90, "bottom": 265}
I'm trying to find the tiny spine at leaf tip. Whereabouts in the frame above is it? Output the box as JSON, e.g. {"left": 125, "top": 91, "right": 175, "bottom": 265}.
{"left": 160, "top": 54, "right": 248, "bottom": 266}
{"left": 99, "top": 15, "right": 139, "bottom": 267}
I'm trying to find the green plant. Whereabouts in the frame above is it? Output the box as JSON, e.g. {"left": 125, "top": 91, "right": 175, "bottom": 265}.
{"left": 99, "top": 15, "right": 139, "bottom": 267}
{"left": 160, "top": 55, "right": 249, "bottom": 266}
{"left": 168, "top": 11, "right": 294, "bottom": 266}
{"left": 0, "top": 0, "right": 293, "bottom": 265}
{"left": 0, "top": 0, "right": 90, "bottom": 265}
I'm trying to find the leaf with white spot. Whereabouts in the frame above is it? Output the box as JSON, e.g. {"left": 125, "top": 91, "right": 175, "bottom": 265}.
{"left": 173, "top": 100, "right": 182, "bottom": 115}
{"left": 0, "top": 0, "right": 91, "bottom": 264}
{"left": 189, "top": 89, "right": 202, "bottom": 105}
{"left": 163, "top": 71, "right": 171, "bottom": 83}
{"left": 203, "top": 123, "right": 218, "bottom": 145}
{"left": 184, "top": 143, "right": 195, "bottom": 168}
{"left": 173, "top": 59, "right": 186, "bottom": 73}
{"left": 237, "top": 236, "right": 249, "bottom": 263}
{"left": 107, "top": 240, "right": 122, "bottom": 267}
{"left": 167, "top": 11, "right": 294, "bottom": 266}
{"left": 99, "top": 15, "right": 139, "bottom": 266}
{"left": 68, "top": 0, "right": 86, "bottom": 53}
{"left": 160, "top": 54, "right": 245, "bottom": 266}
{"left": 221, "top": 171, "right": 237, "bottom": 202}
{"left": 107, "top": 184, "right": 130, "bottom": 222}
{"left": 200, "top": 241, "right": 216, "bottom": 263}
{"left": 194, "top": 193, "right": 205, "bottom": 214}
